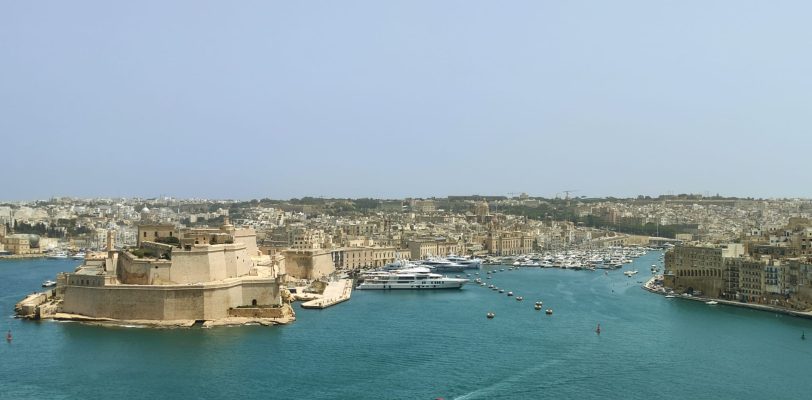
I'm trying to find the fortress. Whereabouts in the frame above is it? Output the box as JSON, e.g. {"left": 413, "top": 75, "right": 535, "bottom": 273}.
{"left": 18, "top": 218, "right": 293, "bottom": 326}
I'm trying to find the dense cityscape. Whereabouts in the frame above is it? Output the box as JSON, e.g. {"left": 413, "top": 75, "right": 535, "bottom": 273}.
{"left": 5, "top": 193, "right": 812, "bottom": 323}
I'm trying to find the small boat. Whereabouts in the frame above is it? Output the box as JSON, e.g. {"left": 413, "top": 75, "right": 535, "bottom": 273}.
{"left": 516, "top": 296, "right": 523, "bottom": 301}
{"left": 507, "top": 291, "right": 514, "bottom": 297}
{"left": 6, "top": 330, "right": 11, "bottom": 342}
{"left": 42, "top": 280, "right": 57, "bottom": 288}
{"left": 535, "top": 304, "right": 542, "bottom": 310}
{"left": 535, "top": 301, "right": 543, "bottom": 307}
{"left": 545, "top": 309, "right": 553, "bottom": 315}
{"left": 71, "top": 252, "right": 86, "bottom": 260}
{"left": 705, "top": 300, "right": 719, "bottom": 305}
{"left": 498, "top": 289, "right": 505, "bottom": 293}
{"left": 665, "top": 295, "right": 676, "bottom": 298}
{"left": 486, "top": 312, "right": 495, "bottom": 319}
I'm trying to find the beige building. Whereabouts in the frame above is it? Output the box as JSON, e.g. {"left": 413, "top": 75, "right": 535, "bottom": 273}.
{"left": 663, "top": 244, "right": 754, "bottom": 299}
{"left": 485, "top": 232, "right": 533, "bottom": 256}
{"left": 408, "top": 239, "right": 460, "bottom": 259}
{"left": 2, "top": 234, "right": 33, "bottom": 255}
{"left": 291, "top": 229, "right": 326, "bottom": 250}
{"left": 410, "top": 199, "right": 436, "bottom": 213}
{"left": 331, "top": 246, "right": 404, "bottom": 269}
{"left": 137, "top": 223, "right": 176, "bottom": 246}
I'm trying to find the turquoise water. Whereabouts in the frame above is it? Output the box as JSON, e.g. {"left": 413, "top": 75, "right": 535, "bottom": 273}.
{"left": 2, "top": 252, "right": 812, "bottom": 399}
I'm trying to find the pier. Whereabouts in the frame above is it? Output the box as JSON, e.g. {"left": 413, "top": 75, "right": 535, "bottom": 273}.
{"left": 301, "top": 279, "right": 353, "bottom": 309}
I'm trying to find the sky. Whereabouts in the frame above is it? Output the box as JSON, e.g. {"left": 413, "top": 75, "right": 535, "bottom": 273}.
{"left": 2, "top": 1, "right": 811, "bottom": 201}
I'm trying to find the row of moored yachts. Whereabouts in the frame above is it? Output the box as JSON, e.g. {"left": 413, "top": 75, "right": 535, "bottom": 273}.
{"left": 483, "top": 248, "right": 656, "bottom": 270}
{"left": 355, "top": 247, "right": 660, "bottom": 290}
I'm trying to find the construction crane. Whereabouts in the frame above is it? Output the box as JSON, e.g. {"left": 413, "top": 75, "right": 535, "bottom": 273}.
{"left": 563, "top": 190, "right": 578, "bottom": 200}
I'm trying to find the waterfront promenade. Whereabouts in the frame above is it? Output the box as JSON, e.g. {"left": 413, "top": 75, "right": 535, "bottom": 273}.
{"left": 301, "top": 278, "right": 353, "bottom": 309}
{"left": 642, "top": 276, "right": 812, "bottom": 320}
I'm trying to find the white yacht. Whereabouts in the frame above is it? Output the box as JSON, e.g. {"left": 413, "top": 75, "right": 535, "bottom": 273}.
{"left": 71, "top": 252, "right": 86, "bottom": 260}
{"left": 356, "top": 267, "right": 467, "bottom": 290}
{"left": 445, "top": 255, "right": 482, "bottom": 270}
{"left": 420, "top": 258, "right": 465, "bottom": 272}
{"left": 47, "top": 251, "right": 68, "bottom": 259}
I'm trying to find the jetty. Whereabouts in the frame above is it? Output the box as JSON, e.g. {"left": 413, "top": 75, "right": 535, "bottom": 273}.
{"left": 301, "top": 279, "right": 353, "bottom": 309}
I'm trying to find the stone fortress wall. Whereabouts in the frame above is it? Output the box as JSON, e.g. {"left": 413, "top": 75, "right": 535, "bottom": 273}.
{"left": 61, "top": 277, "right": 280, "bottom": 320}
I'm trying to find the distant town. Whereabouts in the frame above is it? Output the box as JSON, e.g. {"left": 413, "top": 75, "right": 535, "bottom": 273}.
{"left": 5, "top": 193, "right": 812, "bottom": 324}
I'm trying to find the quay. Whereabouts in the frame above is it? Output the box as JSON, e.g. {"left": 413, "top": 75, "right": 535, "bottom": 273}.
{"left": 301, "top": 279, "right": 353, "bottom": 309}
{"left": 0, "top": 254, "right": 47, "bottom": 260}
{"left": 642, "top": 276, "right": 812, "bottom": 321}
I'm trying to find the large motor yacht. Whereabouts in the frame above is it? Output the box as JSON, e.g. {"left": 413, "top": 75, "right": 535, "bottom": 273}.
{"left": 356, "top": 267, "right": 467, "bottom": 290}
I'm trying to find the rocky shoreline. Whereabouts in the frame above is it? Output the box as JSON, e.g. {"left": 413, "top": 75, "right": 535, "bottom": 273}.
{"left": 17, "top": 293, "right": 297, "bottom": 329}
{"left": 42, "top": 310, "right": 296, "bottom": 329}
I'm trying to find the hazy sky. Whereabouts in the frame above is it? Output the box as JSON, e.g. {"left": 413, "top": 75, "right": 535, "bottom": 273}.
{"left": 2, "top": 1, "right": 810, "bottom": 200}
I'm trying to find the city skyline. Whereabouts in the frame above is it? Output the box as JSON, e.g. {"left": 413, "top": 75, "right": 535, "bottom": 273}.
{"left": 0, "top": 192, "right": 805, "bottom": 204}
{"left": 4, "top": 1, "right": 812, "bottom": 200}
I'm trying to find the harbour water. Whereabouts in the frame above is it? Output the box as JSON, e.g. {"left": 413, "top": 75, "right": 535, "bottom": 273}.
{"left": 2, "top": 252, "right": 812, "bottom": 399}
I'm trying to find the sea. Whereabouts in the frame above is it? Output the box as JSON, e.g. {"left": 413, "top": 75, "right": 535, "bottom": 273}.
{"left": 2, "top": 251, "right": 812, "bottom": 399}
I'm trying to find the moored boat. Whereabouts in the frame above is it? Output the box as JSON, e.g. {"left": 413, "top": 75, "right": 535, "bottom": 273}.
{"left": 47, "top": 251, "right": 68, "bottom": 259}
{"left": 356, "top": 267, "right": 467, "bottom": 290}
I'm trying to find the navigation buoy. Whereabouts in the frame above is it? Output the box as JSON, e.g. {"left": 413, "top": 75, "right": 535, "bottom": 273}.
{"left": 596, "top": 323, "right": 601, "bottom": 335}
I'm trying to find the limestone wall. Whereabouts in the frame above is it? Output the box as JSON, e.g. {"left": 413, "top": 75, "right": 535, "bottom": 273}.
{"left": 169, "top": 243, "right": 249, "bottom": 284}
{"left": 61, "top": 277, "right": 280, "bottom": 321}
{"left": 119, "top": 254, "right": 172, "bottom": 285}
{"left": 234, "top": 228, "right": 259, "bottom": 257}
{"left": 284, "top": 250, "right": 335, "bottom": 280}
{"left": 228, "top": 305, "right": 292, "bottom": 319}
